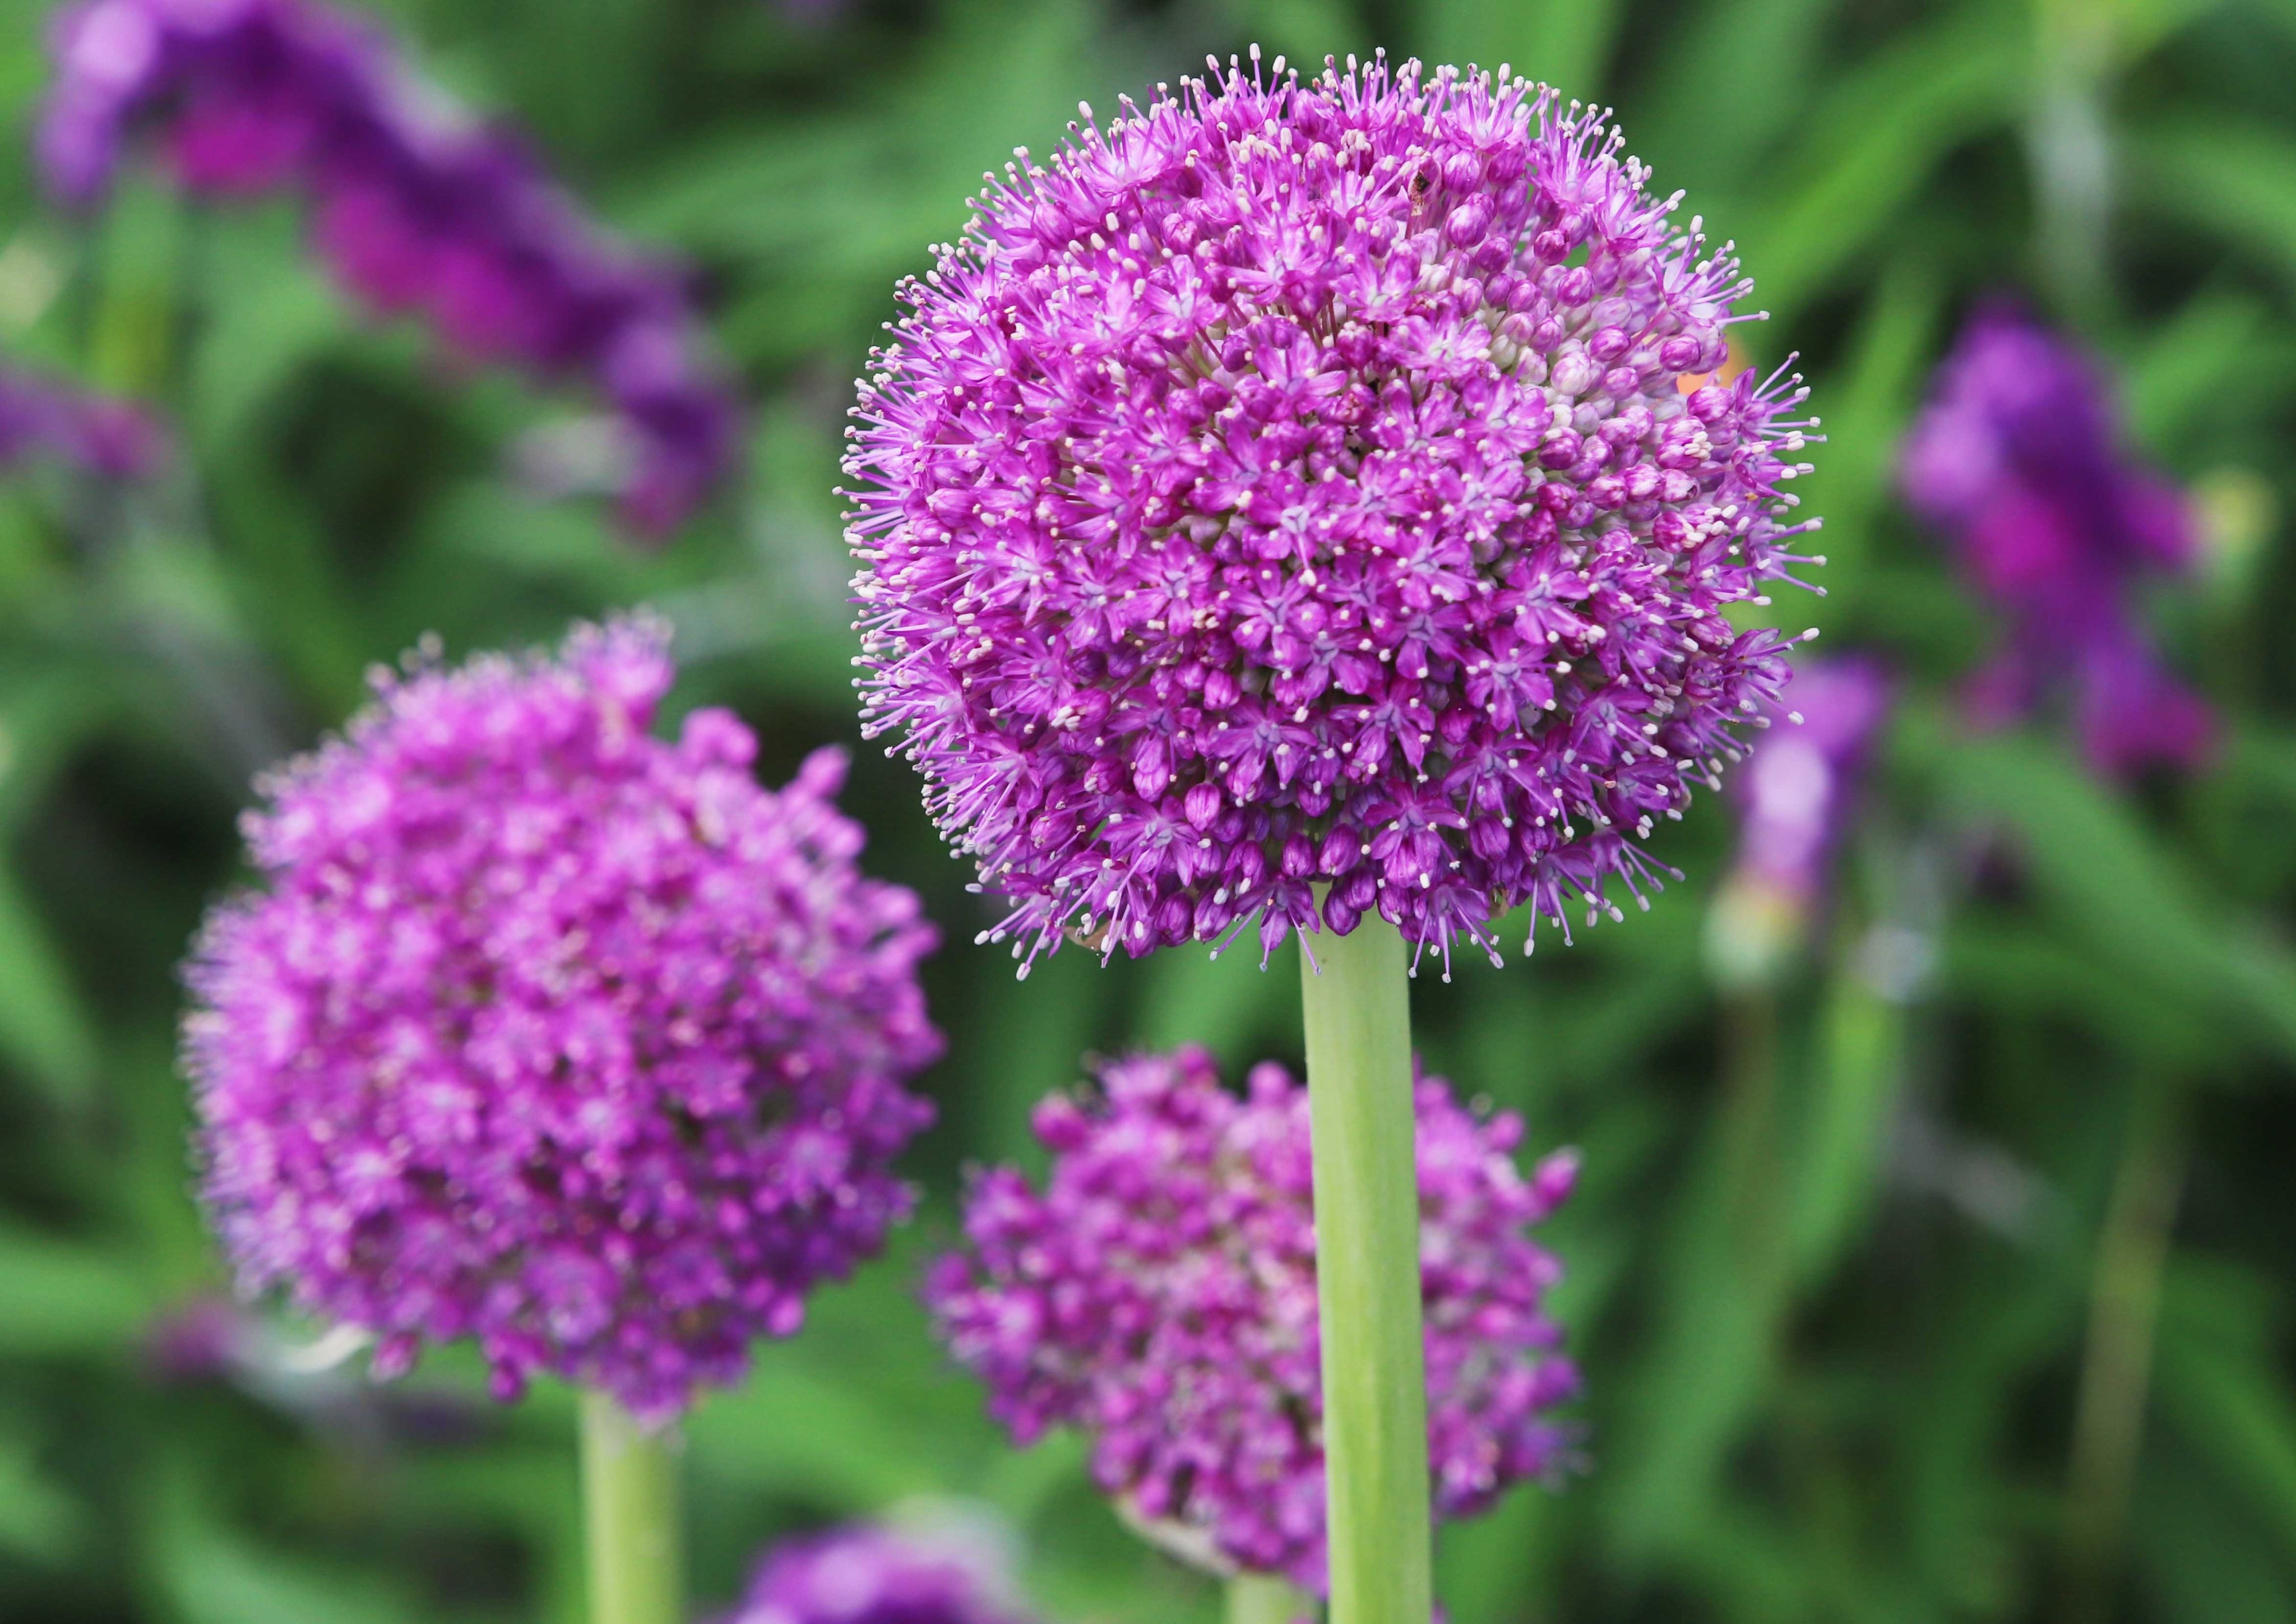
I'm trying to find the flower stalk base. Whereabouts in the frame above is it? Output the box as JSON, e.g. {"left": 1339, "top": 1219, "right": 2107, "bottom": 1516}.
{"left": 581, "top": 1391, "right": 683, "bottom": 1624}
{"left": 1227, "top": 1571, "right": 1312, "bottom": 1624}
{"left": 1300, "top": 913, "right": 1433, "bottom": 1624}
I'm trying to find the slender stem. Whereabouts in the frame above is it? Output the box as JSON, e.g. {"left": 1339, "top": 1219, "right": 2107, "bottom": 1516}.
{"left": 580, "top": 1391, "right": 683, "bottom": 1624}
{"left": 2060, "top": 1078, "right": 2187, "bottom": 1624}
{"left": 1228, "top": 1572, "right": 1313, "bottom": 1624}
{"left": 1299, "top": 912, "right": 1432, "bottom": 1624}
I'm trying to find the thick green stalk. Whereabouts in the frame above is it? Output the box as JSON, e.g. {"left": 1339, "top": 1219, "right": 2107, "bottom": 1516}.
{"left": 580, "top": 1391, "right": 683, "bottom": 1624}
{"left": 1299, "top": 913, "right": 1431, "bottom": 1624}
{"left": 1227, "top": 1572, "right": 1312, "bottom": 1624}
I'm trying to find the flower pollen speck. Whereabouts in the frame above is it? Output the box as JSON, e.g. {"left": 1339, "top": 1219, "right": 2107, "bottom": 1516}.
{"left": 184, "top": 619, "right": 941, "bottom": 1422}
{"left": 846, "top": 50, "right": 1821, "bottom": 978}
{"left": 927, "top": 1047, "right": 1580, "bottom": 1593}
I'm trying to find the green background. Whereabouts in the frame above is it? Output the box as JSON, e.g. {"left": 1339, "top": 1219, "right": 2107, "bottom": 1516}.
{"left": 2, "top": 0, "right": 2295, "bottom": 1618}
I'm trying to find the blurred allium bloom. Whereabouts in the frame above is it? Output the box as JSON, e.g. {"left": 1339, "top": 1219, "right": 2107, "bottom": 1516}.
{"left": 0, "top": 365, "right": 166, "bottom": 479}
{"left": 185, "top": 621, "right": 941, "bottom": 1421}
{"left": 849, "top": 53, "right": 1818, "bottom": 975}
{"left": 1900, "top": 302, "right": 2210, "bottom": 776}
{"left": 726, "top": 1524, "right": 1033, "bottom": 1624}
{"left": 40, "top": 0, "right": 739, "bottom": 535}
{"left": 1728, "top": 656, "right": 1890, "bottom": 902}
{"left": 1706, "top": 657, "right": 1889, "bottom": 985}
{"left": 928, "top": 1047, "right": 1578, "bottom": 1593}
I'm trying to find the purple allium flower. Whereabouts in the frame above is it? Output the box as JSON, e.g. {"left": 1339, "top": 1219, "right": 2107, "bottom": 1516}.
{"left": 1727, "top": 655, "right": 1890, "bottom": 904}
{"left": 724, "top": 1523, "right": 1033, "bottom": 1624}
{"left": 40, "top": 0, "right": 739, "bottom": 537}
{"left": 183, "top": 619, "right": 941, "bottom": 1421}
{"left": 1705, "top": 656, "right": 1890, "bottom": 985}
{"left": 0, "top": 365, "right": 167, "bottom": 479}
{"left": 846, "top": 52, "right": 1820, "bottom": 975}
{"left": 926, "top": 1046, "right": 1578, "bottom": 1593}
{"left": 1900, "top": 300, "right": 2210, "bottom": 778}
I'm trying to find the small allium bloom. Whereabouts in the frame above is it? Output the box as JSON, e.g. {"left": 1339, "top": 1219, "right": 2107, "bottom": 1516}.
{"left": 1900, "top": 302, "right": 2209, "bottom": 777}
{"left": 185, "top": 621, "right": 941, "bottom": 1421}
{"left": 1706, "top": 656, "right": 1889, "bottom": 985}
{"left": 726, "top": 1524, "right": 1033, "bottom": 1624}
{"left": 849, "top": 52, "right": 1818, "bottom": 974}
{"left": 41, "top": 0, "right": 738, "bottom": 535}
{"left": 927, "top": 1047, "right": 1578, "bottom": 1592}
{"left": 1727, "top": 655, "right": 1889, "bottom": 903}
{"left": 0, "top": 365, "right": 166, "bottom": 479}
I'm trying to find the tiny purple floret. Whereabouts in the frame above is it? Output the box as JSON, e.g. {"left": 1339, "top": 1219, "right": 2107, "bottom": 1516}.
{"left": 184, "top": 619, "right": 941, "bottom": 1421}
{"left": 927, "top": 1046, "right": 1578, "bottom": 1593}
{"left": 848, "top": 52, "right": 1820, "bottom": 976}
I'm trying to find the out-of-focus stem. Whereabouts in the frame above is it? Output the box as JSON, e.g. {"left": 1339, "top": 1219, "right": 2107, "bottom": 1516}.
{"left": 1226, "top": 1571, "right": 1312, "bottom": 1624}
{"left": 2060, "top": 1077, "right": 2187, "bottom": 1624}
{"left": 580, "top": 1391, "right": 683, "bottom": 1624}
{"left": 2028, "top": 0, "right": 2116, "bottom": 321}
{"left": 1299, "top": 911, "right": 1431, "bottom": 1624}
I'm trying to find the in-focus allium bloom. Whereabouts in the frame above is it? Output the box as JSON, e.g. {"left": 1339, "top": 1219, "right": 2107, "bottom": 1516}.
{"left": 40, "top": 0, "right": 739, "bottom": 535}
{"left": 1900, "top": 300, "right": 2209, "bottom": 777}
{"left": 184, "top": 620, "right": 941, "bottom": 1421}
{"left": 927, "top": 1047, "right": 1578, "bottom": 1592}
{"left": 725, "top": 1524, "right": 1033, "bottom": 1624}
{"left": 0, "top": 365, "right": 166, "bottom": 479}
{"left": 1705, "top": 656, "right": 1889, "bottom": 985}
{"left": 848, "top": 52, "right": 1820, "bottom": 975}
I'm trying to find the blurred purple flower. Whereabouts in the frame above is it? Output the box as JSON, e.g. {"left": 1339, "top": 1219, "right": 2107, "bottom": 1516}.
{"left": 185, "top": 618, "right": 941, "bottom": 1422}
{"left": 847, "top": 55, "right": 1820, "bottom": 977}
{"left": 927, "top": 1046, "right": 1578, "bottom": 1594}
{"left": 1729, "top": 656, "right": 1890, "bottom": 902}
{"left": 1900, "top": 301, "right": 2210, "bottom": 777}
{"left": 1706, "top": 657, "right": 1890, "bottom": 985}
{"left": 0, "top": 365, "right": 167, "bottom": 479}
{"left": 39, "top": 0, "right": 739, "bottom": 537}
{"left": 725, "top": 1524, "right": 1033, "bottom": 1624}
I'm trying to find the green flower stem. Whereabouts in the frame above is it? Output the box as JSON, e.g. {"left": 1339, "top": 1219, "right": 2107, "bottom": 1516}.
{"left": 1299, "top": 911, "right": 1432, "bottom": 1624}
{"left": 1226, "top": 1572, "right": 1312, "bottom": 1624}
{"left": 580, "top": 1391, "right": 683, "bottom": 1624}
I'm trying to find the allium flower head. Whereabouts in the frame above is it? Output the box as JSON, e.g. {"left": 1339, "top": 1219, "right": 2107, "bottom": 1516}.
{"left": 927, "top": 1046, "right": 1578, "bottom": 1592}
{"left": 725, "top": 1523, "right": 1033, "bottom": 1624}
{"left": 184, "top": 619, "right": 941, "bottom": 1421}
{"left": 1900, "top": 301, "right": 2209, "bottom": 777}
{"left": 848, "top": 51, "right": 1820, "bottom": 975}
{"left": 41, "top": 0, "right": 739, "bottom": 535}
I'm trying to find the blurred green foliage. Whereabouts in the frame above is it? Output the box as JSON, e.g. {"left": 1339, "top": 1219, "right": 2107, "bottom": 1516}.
{"left": 1, "top": 0, "right": 2294, "bottom": 1620}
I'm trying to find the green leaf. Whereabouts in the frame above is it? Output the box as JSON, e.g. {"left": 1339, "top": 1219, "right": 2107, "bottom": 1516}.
{"left": 1938, "top": 732, "right": 2296, "bottom": 1068}
{"left": 1743, "top": 9, "right": 2021, "bottom": 320}
{"left": 0, "top": 862, "right": 98, "bottom": 1106}
{"left": 0, "top": 1227, "right": 150, "bottom": 1357}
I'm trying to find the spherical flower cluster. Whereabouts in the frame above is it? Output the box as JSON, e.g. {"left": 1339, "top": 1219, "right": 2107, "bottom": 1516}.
{"left": 927, "top": 1047, "right": 1578, "bottom": 1593}
{"left": 184, "top": 620, "right": 941, "bottom": 1421}
{"left": 0, "top": 364, "right": 166, "bottom": 480}
{"left": 724, "top": 1524, "right": 1034, "bottom": 1624}
{"left": 41, "top": 0, "right": 738, "bottom": 535}
{"left": 848, "top": 52, "right": 1818, "bottom": 975}
{"left": 1900, "top": 301, "right": 2209, "bottom": 778}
